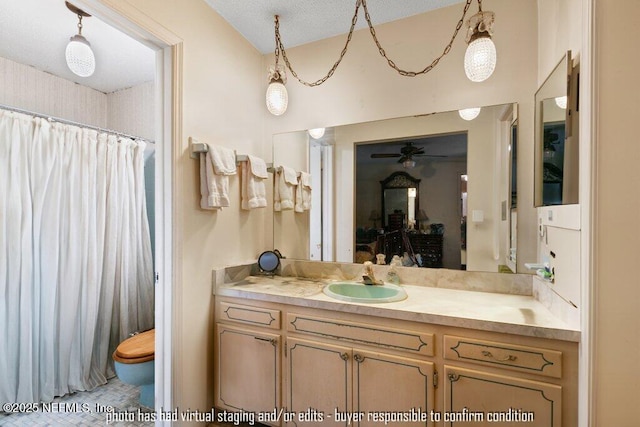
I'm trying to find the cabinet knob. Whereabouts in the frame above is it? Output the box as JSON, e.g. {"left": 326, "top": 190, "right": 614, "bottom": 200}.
{"left": 448, "top": 372, "right": 460, "bottom": 382}
{"left": 340, "top": 352, "right": 349, "bottom": 361}
{"left": 481, "top": 350, "right": 517, "bottom": 362}
{"left": 354, "top": 354, "right": 365, "bottom": 363}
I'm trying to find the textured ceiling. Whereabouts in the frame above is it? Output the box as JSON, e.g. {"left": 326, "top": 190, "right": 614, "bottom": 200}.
{"left": 0, "top": 0, "right": 155, "bottom": 93}
{"left": 205, "top": 0, "right": 465, "bottom": 54}
{"left": 0, "top": 0, "right": 464, "bottom": 93}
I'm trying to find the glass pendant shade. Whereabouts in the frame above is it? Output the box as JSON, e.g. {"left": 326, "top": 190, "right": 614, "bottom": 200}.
{"left": 66, "top": 35, "right": 95, "bottom": 77}
{"left": 266, "top": 80, "right": 288, "bottom": 116}
{"left": 464, "top": 35, "right": 496, "bottom": 82}
{"left": 459, "top": 107, "right": 481, "bottom": 121}
{"left": 402, "top": 159, "right": 416, "bottom": 169}
{"left": 308, "top": 128, "right": 325, "bottom": 139}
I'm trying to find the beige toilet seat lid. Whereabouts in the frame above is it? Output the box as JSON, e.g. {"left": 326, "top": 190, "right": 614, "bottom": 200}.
{"left": 113, "top": 329, "right": 155, "bottom": 364}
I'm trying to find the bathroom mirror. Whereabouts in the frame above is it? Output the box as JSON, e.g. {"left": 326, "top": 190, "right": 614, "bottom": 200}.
{"left": 273, "top": 102, "right": 523, "bottom": 272}
{"left": 534, "top": 51, "right": 579, "bottom": 206}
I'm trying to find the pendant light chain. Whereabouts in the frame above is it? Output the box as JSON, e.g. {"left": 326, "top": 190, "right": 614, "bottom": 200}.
{"left": 274, "top": 0, "right": 477, "bottom": 85}
{"left": 275, "top": 0, "right": 363, "bottom": 87}
{"left": 362, "top": 0, "right": 473, "bottom": 77}
{"left": 77, "top": 14, "right": 84, "bottom": 35}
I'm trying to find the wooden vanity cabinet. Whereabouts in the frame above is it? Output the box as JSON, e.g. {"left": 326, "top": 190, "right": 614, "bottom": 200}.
{"left": 214, "top": 297, "right": 578, "bottom": 427}
{"left": 214, "top": 302, "right": 282, "bottom": 426}
{"left": 286, "top": 337, "right": 435, "bottom": 426}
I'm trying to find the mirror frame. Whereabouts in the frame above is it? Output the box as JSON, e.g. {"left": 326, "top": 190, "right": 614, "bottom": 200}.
{"left": 380, "top": 171, "right": 421, "bottom": 229}
{"left": 534, "top": 50, "right": 578, "bottom": 207}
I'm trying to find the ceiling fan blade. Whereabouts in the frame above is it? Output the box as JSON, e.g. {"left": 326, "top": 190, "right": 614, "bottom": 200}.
{"left": 414, "top": 153, "right": 448, "bottom": 158}
{"left": 371, "top": 153, "right": 401, "bottom": 158}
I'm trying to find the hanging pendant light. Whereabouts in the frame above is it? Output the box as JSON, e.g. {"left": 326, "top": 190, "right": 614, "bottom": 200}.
{"left": 464, "top": 6, "right": 496, "bottom": 83}
{"left": 266, "top": 16, "right": 288, "bottom": 116}
{"left": 266, "top": 64, "right": 288, "bottom": 116}
{"left": 65, "top": 2, "right": 95, "bottom": 78}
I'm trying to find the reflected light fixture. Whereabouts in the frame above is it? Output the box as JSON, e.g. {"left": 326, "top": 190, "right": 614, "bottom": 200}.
{"left": 402, "top": 159, "right": 416, "bottom": 169}
{"left": 266, "top": 0, "right": 497, "bottom": 115}
{"left": 65, "top": 2, "right": 95, "bottom": 78}
{"left": 554, "top": 96, "right": 567, "bottom": 109}
{"left": 308, "top": 128, "right": 326, "bottom": 139}
{"left": 459, "top": 107, "right": 481, "bottom": 121}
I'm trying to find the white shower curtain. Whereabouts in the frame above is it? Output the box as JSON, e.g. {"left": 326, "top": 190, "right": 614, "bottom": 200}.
{"left": 0, "top": 110, "right": 154, "bottom": 403}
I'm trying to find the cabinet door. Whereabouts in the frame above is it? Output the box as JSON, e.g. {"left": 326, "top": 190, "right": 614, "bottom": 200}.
{"left": 286, "top": 338, "right": 352, "bottom": 426}
{"left": 444, "top": 365, "right": 562, "bottom": 426}
{"left": 354, "top": 349, "right": 435, "bottom": 426}
{"left": 216, "top": 325, "right": 281, "bottom": 418}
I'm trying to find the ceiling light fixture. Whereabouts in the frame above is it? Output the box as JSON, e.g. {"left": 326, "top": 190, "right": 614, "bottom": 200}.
{"left": 267, "top": 0, "right": 496, "bottom": 115}
{"left": 308, "top": 128, "right": 326, "bottom": 139}
{"left": 459, "top": 107, "right": 481, "bottom": 121}
{"left": 65, "top": 2, "right": 95, "bottom": 78}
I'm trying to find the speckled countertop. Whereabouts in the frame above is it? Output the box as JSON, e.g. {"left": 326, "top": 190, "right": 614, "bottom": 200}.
{"left": 215, "top": 275, "right": 581, "bottom": 342}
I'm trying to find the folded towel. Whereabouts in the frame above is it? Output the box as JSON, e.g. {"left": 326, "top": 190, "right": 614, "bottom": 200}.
{"left": 241, "top": 155, "right": 268, "bottom": 210}
{"left": 274, "top": 165, "right": 297, "bottom": 211}
{"left": 200, "top": 144, "right": 237, "bottom": 210}
{"left": 210, "top": 145, "right": 236, "bottom": 175}
{"left": 296, "top": 172, "right": 311, "bottom": 212}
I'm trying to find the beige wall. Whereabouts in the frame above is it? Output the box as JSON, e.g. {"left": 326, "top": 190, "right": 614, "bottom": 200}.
{"left": 121, "top": 0, "right": 266, "bottom": 417}
{"left": 536, "top": 1, "right": 583, "bottom": 310}
{"left": 107, "top": 81, "right": 155, "bottom": 140}
{"left": 594, "top": 1, "right": 640, "bottom": 424}
{"left": 264, "top": 0, "right": 539, "bottom": 274}
{"left": 0, "top": 56, "right": 108, "bottom": 127}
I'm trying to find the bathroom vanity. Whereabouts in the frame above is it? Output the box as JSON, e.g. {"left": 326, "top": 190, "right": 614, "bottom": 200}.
{"left": 213, "top": 264, "right": 579, "bottom": 426}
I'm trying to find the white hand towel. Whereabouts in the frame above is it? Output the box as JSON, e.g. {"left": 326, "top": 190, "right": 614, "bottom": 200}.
{"left": 200, "top": 144, "right": 237, "bottom": 209}
{"left": 301, "top": 172, "right": 312, "bottom": 211}
{"left": 241, "top": 155, "right": 268, "bottom": 210}
{"left": 274, "top": 165, "right": 297, "bottom": 211}
{"left": 295, "top": 172, "right": 312, "bottom": 212}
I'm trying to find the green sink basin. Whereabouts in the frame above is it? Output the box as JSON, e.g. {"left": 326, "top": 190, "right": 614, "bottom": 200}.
{"left": 323, "top": 282, "right": 407, "bottom": 303}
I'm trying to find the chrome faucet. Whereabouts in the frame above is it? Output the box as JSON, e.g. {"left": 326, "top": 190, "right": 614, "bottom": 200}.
{"left": 362, "top": 261, "right": 383, "bottom": 285}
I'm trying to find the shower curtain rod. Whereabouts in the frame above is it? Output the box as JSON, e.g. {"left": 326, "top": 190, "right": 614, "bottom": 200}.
{"left": 0, "top": 103, "right": 155, "bottom": 144}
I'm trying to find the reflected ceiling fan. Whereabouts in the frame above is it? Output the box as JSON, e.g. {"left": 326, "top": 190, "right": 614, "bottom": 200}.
{"left": 370, "top": 141, "right": 447, "bottom": 167}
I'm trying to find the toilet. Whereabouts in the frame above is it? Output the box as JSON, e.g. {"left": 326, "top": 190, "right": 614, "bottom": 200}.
{"left": 113, "top": 328, "right": 155, "bottom": 408}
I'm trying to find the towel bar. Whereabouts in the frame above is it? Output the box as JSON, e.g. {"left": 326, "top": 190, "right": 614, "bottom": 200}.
{"left": 189, "top": 137, "right": 273, "bottom": 169}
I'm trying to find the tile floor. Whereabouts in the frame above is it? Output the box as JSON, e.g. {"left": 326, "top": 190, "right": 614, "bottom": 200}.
{"left": 0, "top": 377, "right": 153, "bottom": 427}
{"left": 0, "top": 378, "right": 264, "bottom": 426}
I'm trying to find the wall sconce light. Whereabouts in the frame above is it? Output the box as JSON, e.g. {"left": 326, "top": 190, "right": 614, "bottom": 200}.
{"left": 458, "top": 107, "right": 481, "bottom": 121}
{"left": 65, "top": 2, "right": 95, "bottom": 78}
{"left": 308, "top": 128, "right": 326, "bottom": 139}
{"left": 266, "top": 0, "right": 496, "bottom": 115}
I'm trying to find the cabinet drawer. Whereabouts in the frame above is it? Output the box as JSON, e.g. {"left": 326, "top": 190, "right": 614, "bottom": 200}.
{"left": 444, "top": 335, "right": 562, "bottom": 378}
{"left": 287, "top": 313, "right": 434, "bottom": 356}
{"left": 218, "top": 301, "right": 281, "bottom": 330}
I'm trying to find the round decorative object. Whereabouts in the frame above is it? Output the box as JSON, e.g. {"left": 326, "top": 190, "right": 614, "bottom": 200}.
{"left": 66, "top": 35, "right": 95, "bottom": 77}
{"left": 266, "top": 81, "right": 288, "bottom": 116}
{"left": 308, "top": 128, "right": 325, "bottom": 139}
{"left": 464, "top": 35, "right": 496, "bottom": 82}
{"left": 258, "top": 251, "right": 281, "bottom": 274}
{"left": 458, "top": 107, "right": 481, "bottom": 121}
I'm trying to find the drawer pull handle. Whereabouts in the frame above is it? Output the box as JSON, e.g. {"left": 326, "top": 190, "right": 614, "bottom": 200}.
{"left": 482, "top": 350, "right": 517, "bottom": 362}
{"left": 255, "top": 337, "right": 277, "bottom": 346}
{"left": 340, "top": 352, "right": 349, "bottom": 361}
{"left": 354, "top": 354, "right": 365, "bottom": 363}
